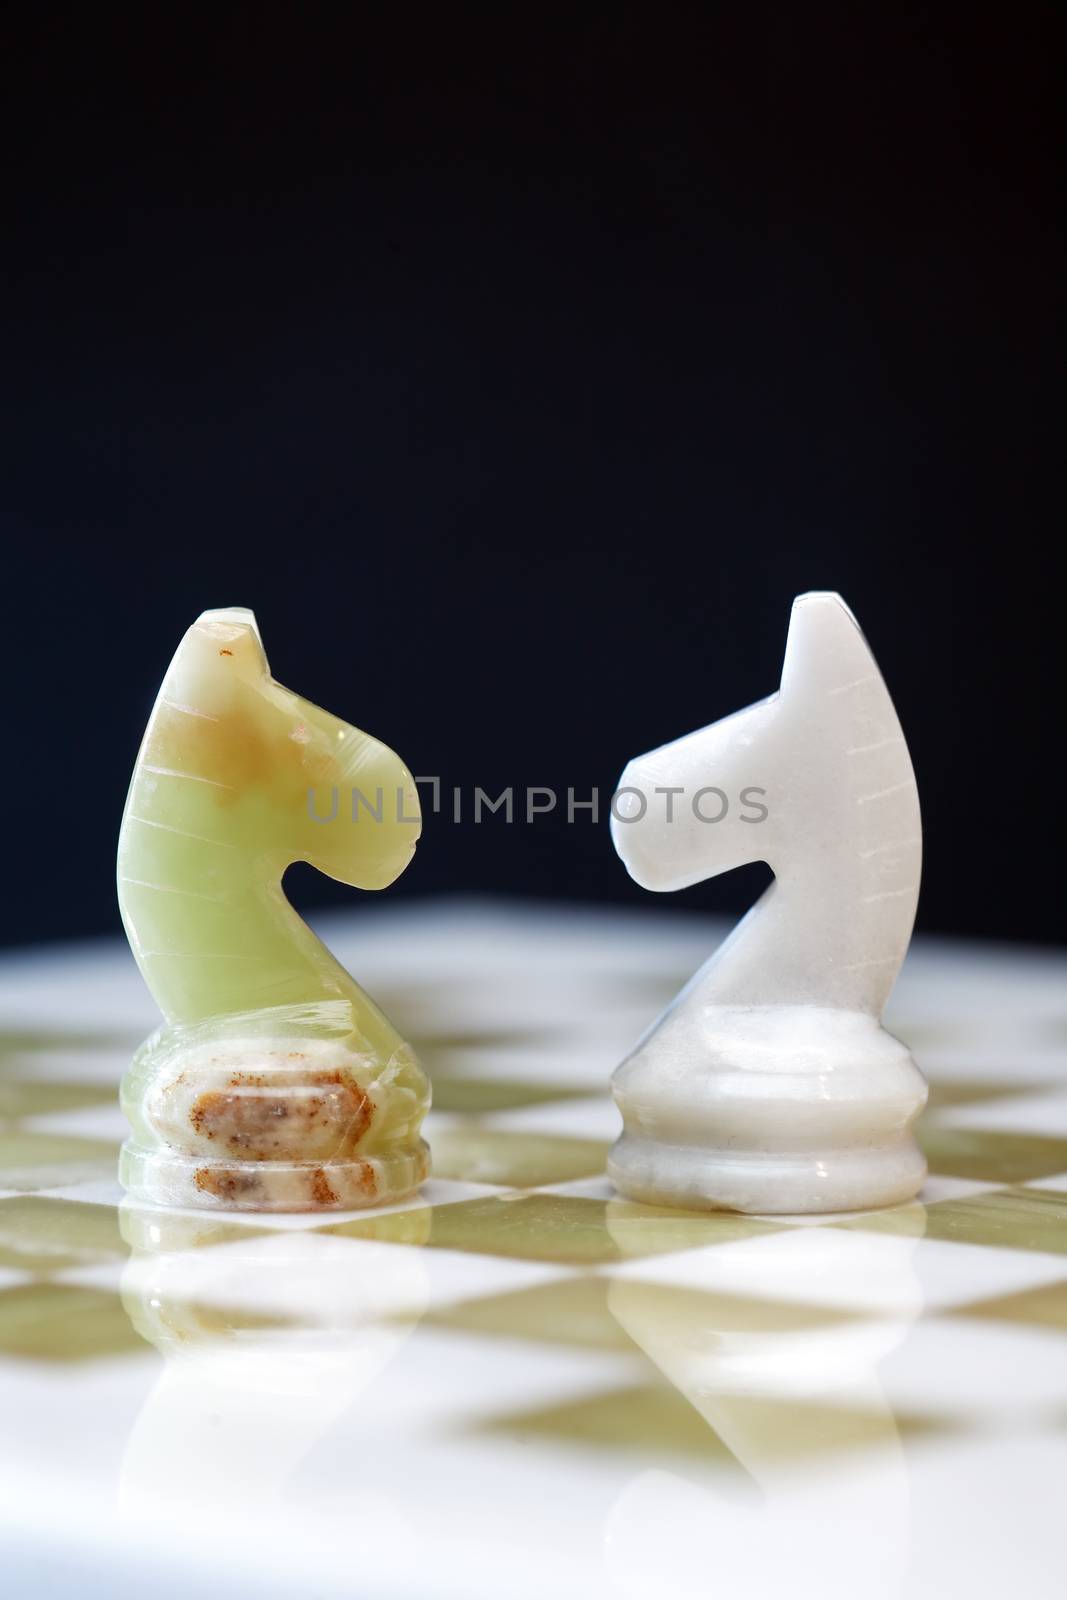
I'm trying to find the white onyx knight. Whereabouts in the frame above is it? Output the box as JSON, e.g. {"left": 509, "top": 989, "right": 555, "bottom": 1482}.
{"left": 610, "top": 591, "right": 926, "bottom": 1214}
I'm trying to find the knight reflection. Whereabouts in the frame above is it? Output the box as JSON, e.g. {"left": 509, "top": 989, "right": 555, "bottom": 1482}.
{"left": 116, "top": 1199, "right": 429, "bottom": 1519}
{"left": 603, "top": 1197, "right": 926, "bottom": 1600}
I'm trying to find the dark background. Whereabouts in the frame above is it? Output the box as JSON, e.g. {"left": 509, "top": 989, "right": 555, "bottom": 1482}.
{"left": 2, "top": 5, "right": 1063, "bottom": 947}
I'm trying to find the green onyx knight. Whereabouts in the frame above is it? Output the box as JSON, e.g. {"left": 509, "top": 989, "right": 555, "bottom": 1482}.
{"left": 117, "top": 607, "right": 429, "bottom": 1211}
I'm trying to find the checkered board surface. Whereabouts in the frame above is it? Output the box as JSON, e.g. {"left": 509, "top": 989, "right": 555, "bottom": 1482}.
{"left": 0, "top": 902, "right": 1064, "bottom": 1600}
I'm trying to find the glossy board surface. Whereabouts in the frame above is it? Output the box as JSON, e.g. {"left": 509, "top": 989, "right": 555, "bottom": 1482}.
{"left": 0, "top": 903, "right": 1064, "bottom": 1599}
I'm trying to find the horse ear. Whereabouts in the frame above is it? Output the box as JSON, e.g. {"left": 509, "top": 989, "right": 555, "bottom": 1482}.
{"left": 778, "top": 591, "right": 880, "bottom": 700}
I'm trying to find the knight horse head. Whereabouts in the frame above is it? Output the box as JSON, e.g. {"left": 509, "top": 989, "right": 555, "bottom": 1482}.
{"left": 119, "top": 605, "right": 422, "bottom": 1027}
{"left": 156, "top": 606, "right": 420, "bottom": 893}
{"left": 611, "top": 592, "right": 921, "bottom": 1014}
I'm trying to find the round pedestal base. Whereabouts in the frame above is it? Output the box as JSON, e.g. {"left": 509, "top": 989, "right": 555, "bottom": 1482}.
{"left": 610, "top": 1005, "right": 928, "bottom": 1215}
{"left": 119, "top": 1002, "right": 431, "bottom": 1213}
{"left": 608, "top": 1133, "right": 925, "bottom": 1214}
{"left": 120, "top": 1139, "right": 430, "bottom": 1212}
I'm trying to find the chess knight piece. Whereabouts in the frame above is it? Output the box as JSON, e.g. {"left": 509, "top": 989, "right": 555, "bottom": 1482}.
{"left": 117, "top": 607, "right": 429, "bottom": 1211}
{"left": 610, "top": 592, "right": 926, "bottom": 1213}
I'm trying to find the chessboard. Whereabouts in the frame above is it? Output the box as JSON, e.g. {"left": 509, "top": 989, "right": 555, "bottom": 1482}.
{"left": 0, "top": 901, "right": 1064, "bottom": 1600}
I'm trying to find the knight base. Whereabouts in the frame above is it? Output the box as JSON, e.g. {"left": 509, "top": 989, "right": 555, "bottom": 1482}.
{"left": 609, "top": 1005, "right": 927, "bottom": 1215}
{"left": 119, "top": 1002, "right": 431, "bottom": 1213}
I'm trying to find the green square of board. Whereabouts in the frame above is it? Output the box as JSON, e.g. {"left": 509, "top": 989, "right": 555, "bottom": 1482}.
{"left": 0, "top": 1080, "right": 117, "bottom": 1118}
{"left": 467, "top": 1382, "right": 955, "bottom": 1469}
{"left": 919, "top": 1126, "right": 1067, "bottom": 1184}
{"left": 0, "top": 1130, "right": 119, "bottom": 1192}
{"left": 325, "top": 1192, "right": 785, "bottom": 1265}
{"left": 837, "top": 1184, "right": 1067, "bottom": 1254}
{"left": 949, "top": 1278, "right": 1067, "bottom": 1331}
{"left": 0, "top": 1282, "right": 145, "bottom": 1363}
{"left": 428, "top": 1128, "right": 610, "bottom": 1187}
{"left": 426, "top": 1273, "right": 862, "bottom": 1353}
{"left": 0, "top": 1194, "right": 127, "bottom": 1273}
